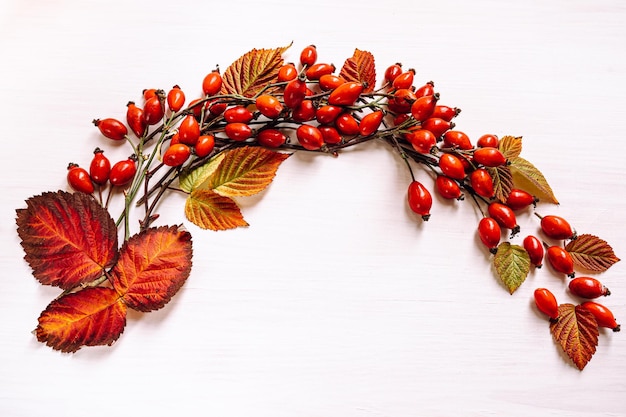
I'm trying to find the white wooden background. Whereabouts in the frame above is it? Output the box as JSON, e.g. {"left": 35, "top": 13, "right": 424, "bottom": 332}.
{"left": 1, "top": 1, "right": 625, "bottom": 416}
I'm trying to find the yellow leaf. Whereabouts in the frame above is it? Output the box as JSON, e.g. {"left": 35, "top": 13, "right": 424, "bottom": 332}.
{"left": 493, "top": 242, "right": 530, "bottom": 294}
{"left": 221, "top": 44, "right": 292, "bottom": 98}
{"left": 205, "top": 146, "right": 290, "bottom": 197}
{"left": 550, "top": 304, "right": 599, "bottom": 370}
{"left": 498, "top": 135, "right": 523, "bottom": 159}
{"left": 179, "top": 153, "right": 225, "bottom": 193}
{"left": 185, "top": 189, "right": 248, "bottom": 231}
{"left": 510, "top": 156, "right": 559, "bottom": 204}
{"left": 339, "top": 49, "right": 376, "bottom": 92}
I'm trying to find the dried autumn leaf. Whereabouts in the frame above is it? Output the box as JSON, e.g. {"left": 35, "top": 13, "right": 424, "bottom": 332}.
{"left": 179, "top": 153, "right": 226, "bottom": 193}
{"left": 16, "top": 191, "right": 118, "bottom": 289}
{"left": 493, "top": 242, "right": 530, "bottom": 294}
{"left": 339, "top": 49, "right": 376, "bottom": 93}
{"left": 498, "top": 135, "right": 523, "bottom": 159}
{"left": 185, "top": 189, "right": 248, "bottom": 231}
{"left": 550, "top": 303, "right": 599, "bottom": 370}
{"left": 35, "top": 287, "right": 127, "bottom": 353}
{"left": 509, "top": 156, "right": 559, "bottom": 204}
{"left": 565, "top": 234, "right": 620, "bottom": 272}
{"left": 204, "top": 146, "right": 290, "bottom": 197}
{"left": 110, "top": 225, "right": 193, "bottom": 312}
{"left": 488, "top": 165, "right": 513, "bottom": 203}
{"left": 221, "top": 44, "right": 291, "bottom": 97}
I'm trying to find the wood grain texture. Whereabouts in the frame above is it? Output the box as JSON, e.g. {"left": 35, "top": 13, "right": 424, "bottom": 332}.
{"left": 1, "top": 1, "right": 625, "bottom": 416}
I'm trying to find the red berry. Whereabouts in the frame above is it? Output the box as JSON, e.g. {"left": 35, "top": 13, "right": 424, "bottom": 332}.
{"left": 469, "top": 168, "right": 494, "bottom": 198}
{"left": 388, "top": 89, "right": 417, "bottom": 114}
{"left": 439, "top": 153, "right": 466, "bottom": 180}
{"left": 581, "top": 301, "right": 620, "bottom": 331}
{"left": 319, "top": 126, "right": 342, "bottom": 144}
{"left": 569, "top": 277, "right": 610, "bottom": 299}
{"left": 407, "top": 128, "right": 436, "bottom": 154}
{"left": 477, "top": 134, "right": 499, "bottom": 148}
{"left": 478, "top": 217, "right": 501, "bottom": 253}
{"left": 305, "top": 62, "right": 335, "bottom": 80}
{"left": 534, "top": 288, "right": 559, "bottom": 320}
{"left": 407, "top": 180, "right": 432, "bottom": 221}
{"left": 506, "top": 189, "right": 537, "bottom": 210}
{"left": 328, "top": 82, "right": 364, "bottom": 106}
{"left": 291, "top": 100, "right": 316, "bottom": 122}
{"left": 335, "top": 113, "right": 360, "bottom": 136}
{"left": 224, "top": 105, "right": 254, "bottom": 124}
{"left": 167, "top": 85, "right": 185, "bottom": 112}
{"left": 109, "top": 157, "right": 137, "bottom": 187}
{"left": 126, "top": 101, "right": 147, "bottom": 138}
{"left": 436, "top": 175, "right": 463, "bottom": 200}
{"left": 257, "top": 129, "right": 286, "bottom": 148}
{"left": 384, "top": 63, "right": 403, "bottom": 84}
{"left": 442, "top": 130, "right": 472, "bottom": 150}
{"left": 487, "top": 202, "right": 519, "bottom": 235}
{"left": 540, "top": 215, "right": 576, "bottom": 240}
{"left": 225, "top": 122, "right": 252, "bottom": 141}
{"left": 392, "top": 69, "right": 415, "bottom": 90}
{"left": 277, "top": 63, "right": 298, "bottom": 82}
{"left": 202, "top": 70, "right": 223, "bottom": 96}
{"left": 256, "top": 94, "right": 283, "bottom": 119}
{"left": 414, "top": 81, "right": 435, "bottom": 98}
{"left": 163, "top": 143, "right": 191, "bottom": 167}
{"left": 144, "top": 95, "right": 165, "bottom": 125}
{"left": 195, "top": 135, "right": 215, "bottom": 157}
{"left": 93, "top": 118, "right": 127, "bottom": 141}
{"left": 316, "top": 105, "right": 343, "bottom": 124}
{"left": 296, "top": 124, "right": 324, "bottom": 150}
{"left": 300, "top": 45, "right": 317, "bottom": 67}
{"left": 178, "top": 114, "right": 200, "bottom": 146}
{"left": 473, "top": 147, "right": 507, "bottom": 167}
{"left": 319, "top": 74, "right": 346, "bottom": 91}
{"left": 546, "top": 245, "right": 575, "bottom": 277}
{"left": 359, "top": 110, "right": 383, "bottom": 136}
{"left": 420, "top": 117, "right": 453, "bottom": 137}
{"left": 523, "top": 235, "right": 544, "bottom": 267}
{"left": 143, "top": 88, "right": 157, "bottom": 101}
{"left": 410, "top": 94, "right": 438, "bottom": 122}
{"left": 89, "top": 148, "right": 111, "bottom": 186}
{"left": 431, "top": 105, "right": 460, "bottom": 122}
{"left": 67, "top": 163, "right": 94, "bottom": 194}
{"left": 283, "top": 78, "right": 307, "bottom": 109}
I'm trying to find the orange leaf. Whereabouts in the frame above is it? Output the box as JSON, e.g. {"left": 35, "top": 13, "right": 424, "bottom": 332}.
{"left": 111, "top": 225, "right": 193, "bottom": 312}
{"left": 550, "top": 303, "right": 599, "bottom": 370}
{"left": 488, "top": 165, "right": 513, "bottom": 203}
{"left": 185, "top": 189, "right": 249, "bottom": 231}
{"left": 339, "top": 49, "right": 376, "bottom": 92}
{"left": 221, "top": 44, "right": 291, "bottom": 97}
{"left": 498, "top": 135, "right": 523, "bottom": 159}
{"left": 35, "top": 287, "right": 126, "bottom": 353}
{"left": 205, "top": 146, "right": 291, "bottom": 197}
{"left": 565, "top": 234, "right": 620, "bottom": 272}
{"left": 16, "top": 191, "right": 118, "bottom": 289}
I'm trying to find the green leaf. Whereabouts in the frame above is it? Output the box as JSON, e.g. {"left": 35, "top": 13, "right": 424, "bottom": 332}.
{"left": 493, "top": 242, "right": 530, "bottom": 294}
{"left": 510, "top": 156, "right": 559, "bottom": 204}
{"left": 179, "top": 153, "right": 225, "bottom": 193}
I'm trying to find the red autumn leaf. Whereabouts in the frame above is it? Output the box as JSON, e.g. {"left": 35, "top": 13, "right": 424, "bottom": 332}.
{"left": 339, "top": 48, "right": 376, "bottom": 92}
{"left": 35, "top": 287, "right": 127, "bottom": 353}
{"left": 16, "top": 191, "right": 118, "bottom": 289}
{"left": 550, "top": 303, "right": 599, "bottom": 370}
{"left": 221, "top": 44, "right": 291, "bottom": 97}
{"left": 110, "top": 225, "right": 193, "bottom": 312}
{"left": 185, "top": 189, "right": 249, "bottom": 231}
{"left": 565, "top": 234, "right": 620, "bottom": 272}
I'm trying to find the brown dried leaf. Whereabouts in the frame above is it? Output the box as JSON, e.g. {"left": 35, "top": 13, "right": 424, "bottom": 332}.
{"left": 205, "top": 146, "right": 291, "bottom": 197}
{"left": 488, "top": 165, "right": 513, "bottom": 203}
{"left": 221, "top": 44, "right": 291, "bottom": 97}
{"left": 16, "top": 191, "right": 118, "bottom": 289}
{"left": 498, "top": 135, "right": 523, "bottom": 159}
{"left": 493, "top": 242, "right": 530, "bottom": 294}
{"left": 510, "top": 156, "right": 559, "bottom": 204}
{"left": 550, "top": 303, "right": 599, "bottom": 370}
{"left": 339, "top": 49, "right": 376, "bottom": 92}
{"left": 185, "top": 189, "right": 248, "bottom": 231}
{"left": 565, "top": 234, "right": 620, "bottom": 272}
{"left": 111, "top": 225, "right": 193, "bottom": 312}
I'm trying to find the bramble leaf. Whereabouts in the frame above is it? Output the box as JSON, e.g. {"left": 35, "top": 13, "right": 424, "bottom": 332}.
{"left": 35, "top": 287, "right": 127, "bottom": 353}
{"left": 110, "top": 225, "right": 193, "bottom": 312}
{"left": 493, "top": 242, "right": 530, "bottom": 294}
{"left": 16, "top": 191, "right": 118, "bottom": 289}
{"left": 565, "top": 234, "right": 620, "bottom": 272}
{"left": 204, "top": 146, "right": 290, "bottom": 197}
{"left": 179, "top": 153, "right": 226, "bottom": 193}
{"left": 185, "top": 189, "right": 248, "bottom": 231}
{"left": 550, "top": 303, "right": 599, "bottom": 370}
{"left": 498, "top": 135, "right": 523, "bottom": 159}
{"left": 509, "top": 156, "right": 559, "bottom": 204}
{"left": 488, "top": 165, "right": 513, "bottom": 203}
{"left": 339, "top": 49, "right": 376, "bottom": 92}
{"left": 221, "top": 44, "right": 291, "bottom": 97}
